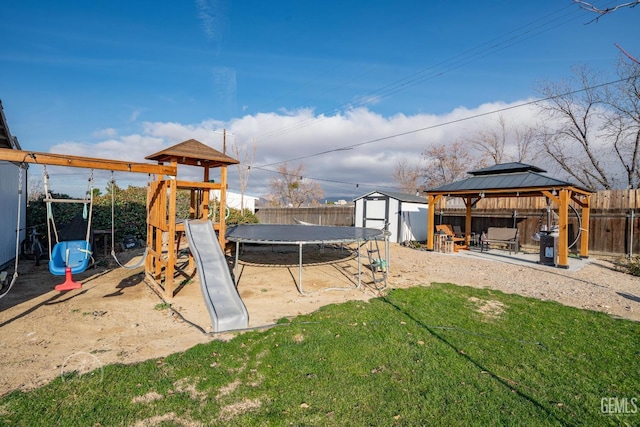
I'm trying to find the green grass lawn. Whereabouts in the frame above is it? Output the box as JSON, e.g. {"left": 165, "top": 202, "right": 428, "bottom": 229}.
{"left": 1, "top": 283, "right": 639, "bottom": 426}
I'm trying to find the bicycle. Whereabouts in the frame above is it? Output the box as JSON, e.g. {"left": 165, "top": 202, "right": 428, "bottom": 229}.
{"left": 21, "top": 226, "right": 46, "bottom": 266}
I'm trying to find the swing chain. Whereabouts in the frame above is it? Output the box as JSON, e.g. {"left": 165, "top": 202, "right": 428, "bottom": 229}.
{"left": 18, "top": 163, "right": 24, "bottom": 195}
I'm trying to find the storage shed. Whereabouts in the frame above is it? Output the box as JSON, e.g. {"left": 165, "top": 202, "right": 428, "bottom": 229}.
{"left": 354, "top": 191, "right": 428, "bottom": 243}
{"left": 0, "top": 100, "right": 26, "bottom": 271}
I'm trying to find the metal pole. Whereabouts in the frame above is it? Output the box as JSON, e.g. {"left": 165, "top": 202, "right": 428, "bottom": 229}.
{"left": 357, "top": 240, "right": 361, "bottom": 289}
{"left": 298, "top": 243, "right": 303, "bottom": 293}
{"left": 234, "top": 241, "right": 240, "bottom": 285}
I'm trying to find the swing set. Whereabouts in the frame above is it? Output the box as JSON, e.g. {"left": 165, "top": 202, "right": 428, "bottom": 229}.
{"left": 1, "top": 140, "right": 237, "bottom": 300}
{"left": 43, "top": 165, "right": 96, "bottom": 290}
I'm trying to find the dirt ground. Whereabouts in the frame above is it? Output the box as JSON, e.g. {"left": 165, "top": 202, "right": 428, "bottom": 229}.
{"left": 1, "top": 243, "right": 639, "bottom": 396}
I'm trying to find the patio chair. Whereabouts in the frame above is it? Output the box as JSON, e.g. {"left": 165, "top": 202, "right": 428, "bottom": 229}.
{"left": 435, "top": 224, "right": 467, "bottom": 251}
{"left": 452, "top": 225, "right": 465, "bottom": 238}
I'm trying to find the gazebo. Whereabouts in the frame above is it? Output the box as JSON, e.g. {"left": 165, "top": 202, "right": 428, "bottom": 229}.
{"left": 425, "top": 163, "right": 592, "bottom": 268}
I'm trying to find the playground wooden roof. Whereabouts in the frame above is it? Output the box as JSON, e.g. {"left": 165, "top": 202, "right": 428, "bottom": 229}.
{"left": 145, "top": 139, "right": 239, "bottom": 168}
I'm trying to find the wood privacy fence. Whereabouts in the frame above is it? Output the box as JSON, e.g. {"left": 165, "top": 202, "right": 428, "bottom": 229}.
{"left": 255, "top": 190, "right": 640, "bottom": 256}
{"left": 255, "top": 206, "right": 354, "bottom": 226}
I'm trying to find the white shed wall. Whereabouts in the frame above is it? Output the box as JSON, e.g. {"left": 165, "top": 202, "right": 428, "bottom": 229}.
{"left": 354, "top": 192, "right": 428, "bottom": 243}
{"left": 397, "top": 203, "right": 428, "bottom": 243}
{"left": 0, "top": 162, "right": 26, "bottom": 269}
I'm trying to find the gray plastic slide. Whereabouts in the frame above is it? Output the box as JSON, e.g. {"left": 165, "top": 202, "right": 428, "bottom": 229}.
{"left": 183, "top": 219, "right": 249, "bottom": 332}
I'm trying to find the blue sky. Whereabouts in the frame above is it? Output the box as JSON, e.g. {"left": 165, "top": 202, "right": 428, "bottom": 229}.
{"left": 1, "top": 1, "right": 638, "bottom": 198}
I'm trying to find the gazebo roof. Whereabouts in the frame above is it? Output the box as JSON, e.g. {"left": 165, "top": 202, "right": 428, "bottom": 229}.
{"left": 427, "top": 162, "right": 591, "bottom": 197}
{"left": 145, "top": 139, "right": 239, "bottom": 168}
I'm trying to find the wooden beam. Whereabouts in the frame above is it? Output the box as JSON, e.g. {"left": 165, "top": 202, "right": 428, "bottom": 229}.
{"left": 541, "top": 190, "right": 560, "bottom": 206}
{"left": 0, "top": 148, "right": 176, "bottom": 176}
{"left": 176, "top": 180, "right": 223, "bottom": 190}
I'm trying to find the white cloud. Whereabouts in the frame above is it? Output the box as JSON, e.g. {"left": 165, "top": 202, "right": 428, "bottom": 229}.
{"left": 92, "top": 128, "right": 117, "bottom": 138}
{"left": 129, "top": 109, "right": 143, "bottom": 122}
{"left": 46, "top": 100, "right": 552, "bottom": 197}
{"left": 195, "top": 0, "right": 226, "bottom": 45}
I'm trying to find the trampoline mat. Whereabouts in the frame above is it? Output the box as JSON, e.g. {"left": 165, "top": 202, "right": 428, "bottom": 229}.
{"left": 226, "top": 224, "right": 382, "bottom": 244}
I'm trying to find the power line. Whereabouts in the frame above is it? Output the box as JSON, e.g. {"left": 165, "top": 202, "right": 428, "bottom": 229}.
{"left": 251, "top": 4, "right": 586, "bottom": 144}
{"left": 249, "top": 74, "right": 636, "bottom": 189}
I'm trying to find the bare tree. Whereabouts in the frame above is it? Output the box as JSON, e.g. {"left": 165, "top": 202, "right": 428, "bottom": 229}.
{"left": 231, "top": 137, "right": 257, "bottom": 211}
{"left": 267, "top": 163, "right": 324, "bottom": 207}
{"left": 392, "top": 159, "right": 422, "bottom": 194}
{"left": 535, "top": 65, "right": 613, "bottom": 190}
{"left": 574, "top": 0, "right": 640, "bottom": 63}
{"left": 468, "top": 115, "right": 508, "bottom": 164}
{"left": 422, "top": 140, "right": 484, "bottom": 188}
{"left": 574, "top": 0, "right": 640, "bottom": 18}
{"left": 28, "top": 177, "right": 45, "bottom": 202}
{"left": 536, "top": 60, "right": 640, "bottom": 189}
{"left": 466, "top": 115, "right": 539, "bottom": 165}
{"left": 601, "top": 58, "right": 640, "bottom": 188}
{"left": 513, "top": 125, "right": 538, "bottom": 163}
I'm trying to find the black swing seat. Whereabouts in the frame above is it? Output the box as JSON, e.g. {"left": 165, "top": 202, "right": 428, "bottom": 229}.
{"left": 49, "top": 240, "right": 92, "bottom": 275}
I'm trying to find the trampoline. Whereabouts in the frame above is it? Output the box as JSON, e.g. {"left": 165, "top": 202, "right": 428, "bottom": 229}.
{"left": 226, "top": 224, "right": 384, "bottom": 293}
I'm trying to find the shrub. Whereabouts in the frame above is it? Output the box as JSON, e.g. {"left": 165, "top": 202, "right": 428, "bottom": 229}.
{"left": 226, "top": 208, "right": 259, "bottom": 225}
{"left": 620, "top": 256, "right": 640, "bottom": 277}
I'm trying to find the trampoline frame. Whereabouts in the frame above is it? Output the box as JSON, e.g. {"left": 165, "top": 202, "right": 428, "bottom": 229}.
{"left": 226, "top": 224, "right": 385, "bottom": 293}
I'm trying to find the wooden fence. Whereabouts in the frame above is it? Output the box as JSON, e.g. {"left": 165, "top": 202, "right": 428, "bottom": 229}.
{"left": 466, "top": 189, "right": 640, "bottom": 210}
{"left": 256, "top": 190, "right": 640, "bottom": 257}
{"left": 255, "top": 206, "right": 354, "bottom": 226}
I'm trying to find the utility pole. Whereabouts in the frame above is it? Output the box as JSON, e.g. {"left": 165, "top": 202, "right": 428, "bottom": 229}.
{"left": 223, "top": 129, "right": 226, "bottom": 154}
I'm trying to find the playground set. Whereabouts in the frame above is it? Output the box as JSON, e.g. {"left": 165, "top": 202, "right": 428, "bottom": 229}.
{"left": 0, "top": 139, "right": 238, "bottom": 303}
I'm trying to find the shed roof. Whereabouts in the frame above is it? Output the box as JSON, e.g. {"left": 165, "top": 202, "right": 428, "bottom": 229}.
{"left": 354, "top": 190, "right": 428, "bottom": 204}
{"left": 145, "top": 139, "right": 238, "bottom": 168}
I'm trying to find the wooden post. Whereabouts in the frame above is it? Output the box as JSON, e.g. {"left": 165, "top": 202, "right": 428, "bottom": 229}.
{"left": 218, "top": 165, "right": 228, "bottom": 248}
{"left": 465, "top": 197, "right": 473, "bottom": 246}
{"left": 165, "top": 162, "right": 178, "bottom": 298}
{"left": 426, "top": 194, "right": 441, "bottom": 251}
{"left": 202, "top": 167, "right": 210, "bottom": 220}
{"left": 557, "top": 189, "right": 570, "bottom": 268}
{"left": 580, "top": 194, "right": 591, "bottom": 258}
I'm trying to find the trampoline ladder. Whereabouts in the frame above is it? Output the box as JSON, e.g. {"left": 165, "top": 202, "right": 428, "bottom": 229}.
{"left": 366, "top": 239, "right": 387, "bottom": 290}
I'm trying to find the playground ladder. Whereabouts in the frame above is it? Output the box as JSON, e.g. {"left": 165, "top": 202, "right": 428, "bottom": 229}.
{"left": 366, "top": 238, "right": 387, "bottom": 290}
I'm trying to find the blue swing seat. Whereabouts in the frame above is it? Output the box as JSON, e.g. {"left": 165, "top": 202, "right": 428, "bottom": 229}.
{"left": 49, "top": 240, "right": 92, "bottom": 275}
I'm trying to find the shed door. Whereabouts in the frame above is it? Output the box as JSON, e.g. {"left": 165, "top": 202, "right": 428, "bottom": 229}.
{"left": 363, "top": 195, "right": 388, "bottom": 230}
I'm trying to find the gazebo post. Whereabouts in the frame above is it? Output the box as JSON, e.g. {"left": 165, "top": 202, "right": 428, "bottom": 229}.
{"left": 426, "top": 194, "right": 441, "bottom": 251}
{"left": 465, "top": 197, "right": 473, "bottom": 246}
{"left": 579, "top": 194, "right": 591, "bottom": 258}
{"left": 557, "top": 188, "right": 570, "bottom": 268}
